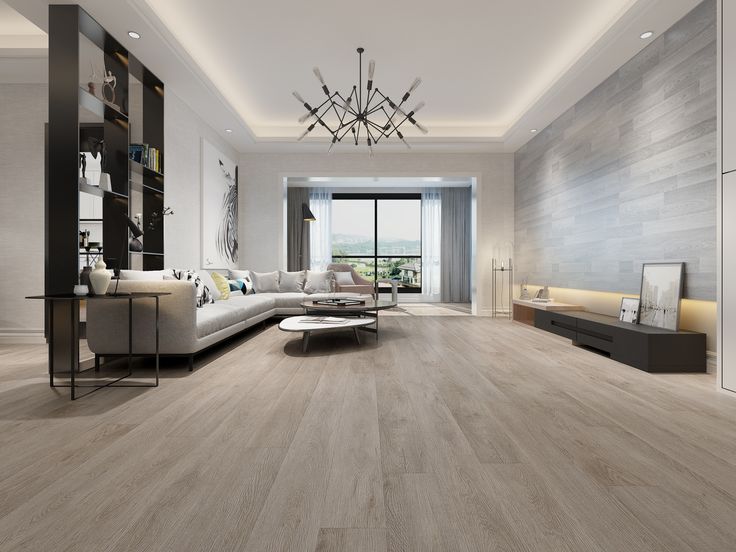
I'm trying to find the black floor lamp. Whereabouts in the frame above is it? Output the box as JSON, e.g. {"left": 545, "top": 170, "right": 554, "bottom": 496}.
{"left": 299, "top": 203, "right": 316, "bottom": 270}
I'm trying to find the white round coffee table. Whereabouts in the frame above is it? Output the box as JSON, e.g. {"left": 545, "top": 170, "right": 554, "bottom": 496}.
{"left": 279, "top": 315, "right": 375, "bottom": 352}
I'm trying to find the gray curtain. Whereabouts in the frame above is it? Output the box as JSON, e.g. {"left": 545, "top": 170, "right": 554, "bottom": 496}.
{"left": 287, "top": 187, "right": 310, "bottom": 271}
{"left": 440, "top": 187, "right": 471, "bottom": 302}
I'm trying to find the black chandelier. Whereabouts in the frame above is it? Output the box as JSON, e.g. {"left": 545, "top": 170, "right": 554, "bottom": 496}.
{"left": 293, "top": 47, "right": 427, "bottom": 154}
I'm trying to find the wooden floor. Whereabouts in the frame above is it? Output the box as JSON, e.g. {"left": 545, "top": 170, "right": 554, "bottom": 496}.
{"left": 1, "top": 314, "right": 736, "bottom": 551}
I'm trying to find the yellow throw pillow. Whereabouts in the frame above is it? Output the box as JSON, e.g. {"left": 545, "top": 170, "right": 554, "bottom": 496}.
{"left": 210, "top": 271, "right": 230, "bottom": 300}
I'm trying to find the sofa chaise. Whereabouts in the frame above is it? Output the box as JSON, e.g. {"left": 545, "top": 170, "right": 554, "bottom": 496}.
{"left": 86, "top": 270, "right": 366, "bottom": 370}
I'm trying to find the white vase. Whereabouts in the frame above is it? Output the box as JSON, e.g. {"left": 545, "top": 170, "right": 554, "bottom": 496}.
{"left": 89, "top": 259, "right": 112, "bottom": 295}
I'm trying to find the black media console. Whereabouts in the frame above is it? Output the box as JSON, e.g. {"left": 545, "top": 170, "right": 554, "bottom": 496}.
{"left": 534, "top": 310, "right": 706, "bottom": 373}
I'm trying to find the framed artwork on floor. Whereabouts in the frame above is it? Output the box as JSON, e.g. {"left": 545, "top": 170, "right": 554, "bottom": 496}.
{"left": 201, "top": 138, "right": 238, "bottom": 269}
{"left": 619, "top": 297, "right": 640, "bottom": 324}
{"left": 637, "top": 262, "right": 685, "bottom": 331}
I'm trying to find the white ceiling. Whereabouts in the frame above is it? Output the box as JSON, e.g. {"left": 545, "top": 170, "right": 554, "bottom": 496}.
{"left": 4, "top": 0, "right": 703, "bottom": 152}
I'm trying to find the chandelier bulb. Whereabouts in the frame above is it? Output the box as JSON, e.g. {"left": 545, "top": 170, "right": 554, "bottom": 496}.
{"left": 292, "top": 90, "right": 305, "bottom": 104}
{"left": 401, "top": 137, "right": 411, "bottom": 149}
{"left": 414, "top": 121, "right": 429, "bottom": 134}
{"left": 411, "top": 101, "right": 425, "bottom": 115}
{"left": 327, "top": 137, "right": 337, "bottom": 153}
{"left": 298, "top": 111, "right": 313, "bottom": 124}
{"left": 368, "top": 60, "right": 375, "bottom": 80}
{"left": 313, "top": 67, "right": 325, "bottom": 85}
{"left": 297, "top": 128, "right": 309, "bottom": 141}
{"left": 409, "top": 77, "right": 422, "bottom": 92}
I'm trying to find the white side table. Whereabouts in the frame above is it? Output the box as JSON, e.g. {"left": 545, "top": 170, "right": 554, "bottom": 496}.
{"left": 376, "top": 279, "right": 399, "bottom": 302}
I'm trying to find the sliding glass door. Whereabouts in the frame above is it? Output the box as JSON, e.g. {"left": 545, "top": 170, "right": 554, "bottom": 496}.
{"left": 332, "top": 193, "right": 421, "bottom": 293}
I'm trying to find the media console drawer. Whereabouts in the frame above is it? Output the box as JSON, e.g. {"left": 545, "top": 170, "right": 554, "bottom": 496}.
{"left": 533, "top": 310, "right": 705, "bottom": 373}
{"left": 535, "top": 311, "right": 577, "bottom": 340}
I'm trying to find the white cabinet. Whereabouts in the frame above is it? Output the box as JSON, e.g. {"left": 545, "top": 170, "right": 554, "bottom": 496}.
{"left": 723, "top": 173, "right": 736, "bottom": 391}
{"left": 725, "top": 0, "right": 736, "bottom": 172}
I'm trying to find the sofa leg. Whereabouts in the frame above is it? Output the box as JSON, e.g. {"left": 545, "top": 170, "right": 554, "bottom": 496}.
{"left": 188, "top": 355, "right": 194, "bottom": 372}
{"left": 94, "top": 354, "right": 100, "bottom": 372}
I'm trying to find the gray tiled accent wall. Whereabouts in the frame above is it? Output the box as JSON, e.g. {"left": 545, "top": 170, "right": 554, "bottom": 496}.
{"left": 514, "top": 0, "right": 716, "bottom": 300}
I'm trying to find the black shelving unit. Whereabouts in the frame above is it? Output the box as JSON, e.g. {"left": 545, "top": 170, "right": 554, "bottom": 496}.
{"left": 47, "top": 4, "right": 165, "bottom": 294}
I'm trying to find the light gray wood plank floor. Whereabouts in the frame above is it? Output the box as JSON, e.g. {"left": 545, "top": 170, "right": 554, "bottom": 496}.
{"left": 1, "top": 314, "right": 735, "bottom": 551}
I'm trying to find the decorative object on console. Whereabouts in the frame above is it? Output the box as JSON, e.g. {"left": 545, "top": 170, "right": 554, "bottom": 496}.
{"left": 101, "top": 69, "right": 118, "bottom": 110}
{"left": 73, "top": 284, "right": 89, "bottom": 296}
{"left": 89, "top": 259, "right": 112, "bottom": 295}
{"left": 79, "top": 153, "right": 87, "bottom": 185}
{"left": 492, "top": 241, "right": 513, "bottom": 318}
{"left": 201, "top": 139, "right": 238, "bottom": 269}
{"left": 148, "top": 206, "right": 173, "bottom": 231}
{"left": 534, "top": 286, "right": 550, "bottom": 301}
{"left": 86, "top": 137, "right": 111, "bottom": 191}
{"left": 519, "top": 278, "right": 531, "bottom": 300}
{"left": 293, "top": 47, "right": 427, "bottom": 153}
{"left": 127, "top": 216, "right": 144, "bottom": 252}
{"left": 638, "top": 262, "right": 684, "bottom": 331}
{"left": 619, "top": 297, "right": 640, "bottom": 323}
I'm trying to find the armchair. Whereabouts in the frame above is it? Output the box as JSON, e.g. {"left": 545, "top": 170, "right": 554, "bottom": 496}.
{"left": 327, "top": 263, "right": 375, "bottom": 296}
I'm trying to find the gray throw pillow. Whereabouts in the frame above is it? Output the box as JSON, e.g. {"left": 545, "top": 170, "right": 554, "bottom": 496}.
{"left": 334, "top": 271, "right": 355, "bottom": 286}
{"left": 278, "top": 270, "right": 306, "bottom": 292}
{"left": 304, "top": 270, "right": 334, "bottom": 294}
{"left": 251, "top": 270, "right": 280, "bottom": 293}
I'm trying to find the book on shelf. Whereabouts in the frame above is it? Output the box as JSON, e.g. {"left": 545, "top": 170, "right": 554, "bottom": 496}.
{"left": 129, "top": 143, "right": 163, "bottom": 173}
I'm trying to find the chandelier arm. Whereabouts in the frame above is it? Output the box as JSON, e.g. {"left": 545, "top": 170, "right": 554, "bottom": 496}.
{"left": 337, "top": 119, "right": 358, "bottom": 142}
{"left": 301, "top": 93, "right": 339, "bottom": 124}
{"left": 332, "top": 92, "right": 358, "bottom": 127}
{"left": 380, "top": 106, "right": 406, "bottom": 139}
{"left": 365, "top": 117, "right": 390, "bottom": 140}
{"left": 365, "top": 96, "right": 390, "bottom": 116}
{"left": 365, "top": 121, "right": 383, "bottom": 145}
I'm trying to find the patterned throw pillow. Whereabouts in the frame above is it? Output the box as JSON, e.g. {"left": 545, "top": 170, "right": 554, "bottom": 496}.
{"left": 168, "top": 269, "right": 215, "bottom": 308}
{"left": 210, "top": 271, "right": 230, "bottom": 300}
{"left": 227, "top": 278, "right": 255, "bottom": 295}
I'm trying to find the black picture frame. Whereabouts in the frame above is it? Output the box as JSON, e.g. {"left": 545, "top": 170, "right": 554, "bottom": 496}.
{"left": 637, "top": 262, "right": 685, "bottom": 331}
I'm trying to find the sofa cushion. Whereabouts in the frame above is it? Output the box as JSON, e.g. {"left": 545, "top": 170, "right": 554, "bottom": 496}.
{"left": 334, "top": 271, "right": 355, "bottom": 285}
{"left": 196, "top": 295, "right": 275, "bottom": 338}
{"left": 210, "top": 271, "right": 230, "bottom": 300}
{"left": 120, "top": 269, "right": 165, "bottom": 281}
{"left": 278, "top": 270, "right": 306, "bottom": 292}
{"left": 228, "top": 269, "right": 251, "bottom": 280}
{"left": 304, "top": 270, "right": 334, "bottom": 294}
{"left": 251, "top": 271, "right": 280, "bottom": 293}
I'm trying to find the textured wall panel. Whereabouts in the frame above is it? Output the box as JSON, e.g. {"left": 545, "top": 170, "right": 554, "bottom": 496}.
{"left": 515, "top": 0, "right": 716, "bottom": 300}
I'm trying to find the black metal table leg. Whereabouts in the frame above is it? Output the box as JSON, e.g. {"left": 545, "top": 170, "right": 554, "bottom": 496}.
{"left": 155, "top": 296, "right": 160, "bottom": 386}
{"left": 70, "top": 300, "right": 75, "bottom": 400}
{"left": 128, "top": 297, "right": 133, "bottom": 377}
{"left": 49, "top": 300, "right": 54, "bottom": 388}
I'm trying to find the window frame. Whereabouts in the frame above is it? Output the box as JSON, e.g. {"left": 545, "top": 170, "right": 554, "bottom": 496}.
{"left": 331, "top": 192, "right": 422, "bottom": 293}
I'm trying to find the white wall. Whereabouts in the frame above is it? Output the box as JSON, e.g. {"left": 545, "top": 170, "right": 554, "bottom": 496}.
{"left": 0, "top": 87, "right": 235, "bottom": 342}
{"left": 0, "top": 84, "right": 46, "bottom": 342}
{"left": 238, "top": 152, "right": 514, "bottom": 313}
{"left": 164, "top": 91, "right": 239, "bottom": 270}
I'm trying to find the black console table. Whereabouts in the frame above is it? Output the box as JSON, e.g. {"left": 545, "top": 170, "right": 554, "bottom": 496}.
{"left": 534, "top": 310, "right": 706, "bottom": 373}
{"left": 27, "top": 293, "right": 168, "bottom": 399}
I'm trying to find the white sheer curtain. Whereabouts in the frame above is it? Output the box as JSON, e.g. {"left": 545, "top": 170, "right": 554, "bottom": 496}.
{"left": 421, "top": 188, "right": 441, "bottom": 299}
{"left": 309, "top": 188, "right": 332, "bottom": 271}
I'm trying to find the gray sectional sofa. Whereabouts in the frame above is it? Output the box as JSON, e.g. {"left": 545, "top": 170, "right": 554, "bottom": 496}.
{"left": 86, "top": 271, "right": 364, "bottom": 370}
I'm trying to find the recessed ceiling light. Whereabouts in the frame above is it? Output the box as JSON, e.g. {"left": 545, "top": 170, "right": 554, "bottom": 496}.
{"left": 640, "top": 31, "right": 654, "bottom": 39}
{"left": 530, "top": 129, "right": 537, "bottom": 133}
{"left": 225, "top": 128, "right": 233, "bottom": 133}
{"left": 128, "top": 31, "right": 141, "bottom": 39}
